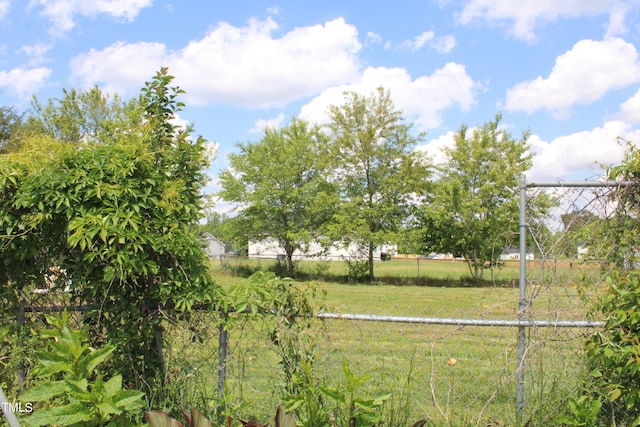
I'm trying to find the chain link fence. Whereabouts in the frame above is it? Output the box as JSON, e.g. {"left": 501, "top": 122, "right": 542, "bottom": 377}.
{"left": 214, "top": 178, "right": 629, "bottom": 426}
{"left": 4, "top": 178, "right": 635, "bottom": 427}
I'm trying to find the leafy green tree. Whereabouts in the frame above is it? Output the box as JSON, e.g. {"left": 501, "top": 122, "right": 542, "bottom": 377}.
{"left": 26, "top": 86, "right": 133, "bottom": 144}
{"left": 599, "top": 138, "right": 640, "bottom": 268}
{"left": 558, "top": 210, "right": 600, "bottom": 258}
{"left": 219, "top": 117, "right": 337, "bottom": 276}
{"left": 419, "top": 113, "right": 532, "bottom": 280}
{"left": 327, "top": 87, "right": 429, "bottom": 281}
{"left": 0, "top": 68, "right": 216, "bottom": 401}
{"left": 0, "top": 106, "right": 24, "bottom": 153}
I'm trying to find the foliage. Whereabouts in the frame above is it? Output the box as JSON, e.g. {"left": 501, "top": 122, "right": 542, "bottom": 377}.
{"left": 26, "top": 86, "right": 133, "bottom": 145}
{"left": 320, "top": 359, "right": 391, "bottom": 427}
{"left": 327, "top": 87, "right": 430, "bottom": 281}
{"left": 219, "top": 117, "right": 337, "bottom": 276}
{"left": 564, "top": 272, "right": 640, "bottom": 426}
{"left": 559, "top": 139, "right": 640, "bottom": 425}
{"left": 0, "top": 105, "right": 25, "bottom": 153}
{"left": 556, "top": 396, "right": 601, "bottom": 426}
{"left": 0, "top": 68, "right": 217, "bottom": 402}
{"left": 557, "top": 210, "right": 600, "bottom": 259}
{"left": 344, "top": 258, "right": 370, "bottom": 283}
{"left": 600, "top": 138, "right": 640, "bottom": 268}
{"left": 19, "top": 311, "right": 145, "bottom": 427}
{"left": 419, "top": 113, "right": 532, "bottom": 280}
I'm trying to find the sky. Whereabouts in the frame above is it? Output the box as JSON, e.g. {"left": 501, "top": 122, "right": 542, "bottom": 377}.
{"left": 2, "top": 0, "right": 640, "bottom": 211}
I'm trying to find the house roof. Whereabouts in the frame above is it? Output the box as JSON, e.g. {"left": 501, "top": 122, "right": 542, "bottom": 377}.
{"left": 201, "top": 232, "right": 224, "bottom": 245}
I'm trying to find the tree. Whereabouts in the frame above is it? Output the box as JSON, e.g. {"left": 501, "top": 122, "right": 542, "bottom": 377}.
{"left": 26, "top": 86, "right": 133, "bottom": 144}
{"left": 218, "top": 117, "right": 337, "bottom": 276}
{"left": 0, "top": 106, "right": 24, "bottom": 153}
{"left": 0, "top": 68, "right": 216, "bottom": 401}
{"left": 419, "top": 113, "right": 532, "bottom": 280}
{"left": 327, "top": 87, "right": 429, "bottom": 281}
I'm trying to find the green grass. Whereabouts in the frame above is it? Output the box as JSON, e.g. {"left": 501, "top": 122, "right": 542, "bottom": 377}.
{"left": 163, "top": 259, "right": 604, "bottom": 426}
{"left": 216, "top": 256, "right": 522, "bottom": 286}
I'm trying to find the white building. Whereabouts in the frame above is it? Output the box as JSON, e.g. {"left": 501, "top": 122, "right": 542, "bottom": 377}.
{"left": 200, "top": 232, "right": 226, "bottom": 258}
{"left": 499, "top": 247, "right": 534, "bottom": 261}
{"left": 248, "top": 236, "right": 397, "bottom": 261}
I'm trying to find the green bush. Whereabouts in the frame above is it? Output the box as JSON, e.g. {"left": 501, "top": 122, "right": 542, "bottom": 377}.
{"left": 558, "top": 271, "right": 640, "bottom": 426}
{"left": 19, "top": 311, "right": 145, "bottom": 427}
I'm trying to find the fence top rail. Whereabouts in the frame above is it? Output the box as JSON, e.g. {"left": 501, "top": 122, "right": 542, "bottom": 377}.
{"left": 525, "top": 180, "right": 639, "bottom": 188}
{"left": 316, "top": 312, "right": 604, "bottom": 328}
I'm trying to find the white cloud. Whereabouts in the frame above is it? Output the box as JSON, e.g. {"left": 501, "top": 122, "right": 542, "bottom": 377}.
{"left": 415, "top": 121, "right": 640, "bottom": 182}
{"left": 400, "top": 31, "right": 456, "bottom": 53}
{"left": 403, "top": 31, "right": 435, "bottom": 50}
{"left": 0, "top": 0, "right": 10, "bottom": 19}
{"left": 0, "top": 66, "right": 51, "bottom": 98}
{"left": 21, "top": 43, "right": 53, "bottom": 66}
{"left": 251, "top": 113, "right": 286, "bottom": 133}
{"left": 414, "top": 130, "right": 456, "bottom": 166}
{"left": 617, "top": 89, "right": 640, "bottom": 123}
{"left": 30, "top": 0, "right": 153, "bottom": 35}
{"left": 505, "top": 38, "right": 640, "bottom": 117}
{"left": 366, "top": 31, "right": 382, "bottom": 45}
{"left": 605, "top": 1, "right": 635, "bottom": 38}
{"left": 432, "top": 35, "right": 456, "bottom": 53}
{"left": 69, "top": 17, "right": 362, "bottom": 108}
{"left": 527, "top": 121, "right": 640, "bottom": 181}
{"left": 457, "top": 0, "right": 631, "bottom": 41}
{"left": 299, "top": 63, "right": 476, "bottom": 130}
{"left": 69, "top": 41, "right": 167, "bottom": 95}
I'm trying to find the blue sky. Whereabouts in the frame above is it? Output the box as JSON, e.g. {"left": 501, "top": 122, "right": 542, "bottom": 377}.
{"left": 2, "top": 0, "right": 640, "bottom": 210}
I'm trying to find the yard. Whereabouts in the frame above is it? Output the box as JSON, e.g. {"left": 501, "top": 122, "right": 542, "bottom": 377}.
{"left": 160, "top": 257, "right": 603, "bottom": 426}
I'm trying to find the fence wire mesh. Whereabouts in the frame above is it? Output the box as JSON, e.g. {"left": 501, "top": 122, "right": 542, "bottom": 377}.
{"left": 5, "top": 180, "right": 635, "bottom": 427}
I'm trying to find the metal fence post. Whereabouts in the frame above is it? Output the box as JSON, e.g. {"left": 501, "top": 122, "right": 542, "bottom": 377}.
{"left": 0, "top": 386, "right": 22, "bottom": 427}
{"left": 516, "top": 173, "right": 527, "bottom": 425}
{"left": 217, "top": 312, "right": 228, "bottom": 421}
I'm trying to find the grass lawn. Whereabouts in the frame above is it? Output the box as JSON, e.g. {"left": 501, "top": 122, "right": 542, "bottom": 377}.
{"left": 165, "top": 259, "right": 604, "bottom": 426}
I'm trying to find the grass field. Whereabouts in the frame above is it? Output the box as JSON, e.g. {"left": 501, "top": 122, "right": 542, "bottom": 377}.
{"left": 162, "top": 258, "right": 603, "bottom": 426}
{"left": 216, "top": 256, "right": 523, "bottom": 286}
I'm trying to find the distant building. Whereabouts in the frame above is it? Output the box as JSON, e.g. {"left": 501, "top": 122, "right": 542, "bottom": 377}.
{"left": 248, "top": 236, "right": 397, "bottom": 261}
{"left": 500, "top": 247, "right": 534, "bottom": 261}
{"left": 201, "top": 232, "right": 226, "bottom": 258}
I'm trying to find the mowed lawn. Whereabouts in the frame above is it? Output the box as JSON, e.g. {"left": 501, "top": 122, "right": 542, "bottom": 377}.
{"left": 183, "top": 259, "right": 604, "bottom": 425}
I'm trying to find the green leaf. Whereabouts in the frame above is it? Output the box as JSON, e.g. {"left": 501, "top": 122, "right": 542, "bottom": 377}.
{"left": 103, "top": 374, "right": 122, "bottom": 397}
{"left": 112, "top": 389, "right": 146, "bottom": 411}
{"left": 319, "top": 386, "right": 345, "bottom": 403}
{"left": 96, "top": 400, "right": 123, "bottom": 417}
{"left": 20, "top": 380, "right": 68, "bottom": 402}
{"left": 610, "top": 387, "right": 622, "bottom": 401}
{"left": 77, "top": 344, "right": 115, "bottom": 377}
{"left": 22, "top": 403, "right": 94, "bottom": 427}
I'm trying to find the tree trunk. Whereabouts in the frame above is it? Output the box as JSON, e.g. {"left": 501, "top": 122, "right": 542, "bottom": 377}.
{"left": 368, "top": 241, "right": 375, "bottom": 282}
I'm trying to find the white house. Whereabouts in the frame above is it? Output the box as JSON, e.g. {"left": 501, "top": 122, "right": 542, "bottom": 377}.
{"left": 248, "top": 236, "right": 397, "bottom": 261}
{"left": 200, "top": 232, "right": 226, "bottom": 258}
{"left": 500, "top": 247, "right": 534, "bottom": 261}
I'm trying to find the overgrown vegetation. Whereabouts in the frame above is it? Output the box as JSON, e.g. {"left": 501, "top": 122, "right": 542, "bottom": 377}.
{"left": 20, "top": 311, "right": 145, "bottom": 427}
{"left": 556, "top": 140, "right": 640, "bottom": 426}
{"left": 0, "top": 69, "right": 217, "bottom": 409}
{"left": 2, "top": 66, "right": 639, "bottom": 426}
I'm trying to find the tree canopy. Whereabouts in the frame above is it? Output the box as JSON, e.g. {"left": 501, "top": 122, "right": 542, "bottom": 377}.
{"left": 0, "top": 68, "right": 216, "bottom": 399}
{"left": 327, "top": 87, "right": 429, "bottom": 281}
{"left": 419, "top": 113, "right": 532, "bottom": 280}
{"left": 218, "top": 117, "right": 337, "bottom": 276}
